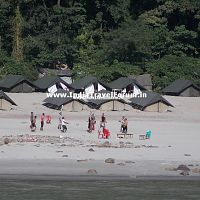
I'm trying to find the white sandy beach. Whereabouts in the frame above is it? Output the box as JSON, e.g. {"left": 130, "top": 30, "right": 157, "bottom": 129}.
{"left": 0, "top": 93, "right": 200, "bottom": 179}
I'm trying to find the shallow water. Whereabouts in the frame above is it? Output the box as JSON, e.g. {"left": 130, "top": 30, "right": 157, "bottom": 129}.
{"left": 1, "top": 179, "right": 200, "bottom": 200}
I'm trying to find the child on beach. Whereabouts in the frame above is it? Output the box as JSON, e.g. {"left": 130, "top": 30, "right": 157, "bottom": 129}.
{"left": 40, "top": 113, "right": 45, "bottom": 131}
{"left": 91, "top": 113, "right": 96, "bottom": 131}
{"left": 61, "top": 117, "right": 68, "bottom": 132}
{"left": 100, "top": 113, "right": 106, "bottom": 128}
{"left": 31, "top": 116, "right": 37, "bottom": 132}
{"left": 88, "top": 112, "right": 96, "bottom": 132}
{"left": 122, "top": 118, "right": 128, "bottom": 133}
{"left": 30, "top": 112, "right": 34, "bottom": 128}
{"left": 88, "top": 115, "right": 91, "bottom": 132}
{"left": 119, "top": 116, "right": 125, "bottom": 132}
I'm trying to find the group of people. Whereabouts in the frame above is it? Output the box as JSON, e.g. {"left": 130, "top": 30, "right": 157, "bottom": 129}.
{"left": 29, "top": 111, "right": 68, "bottom": 133}
{"left": 30, "top": 112, "right": 46, "bottom": 132}
{"left": 30, "top": 110, "right": 128, "bottom": 138}
{"left": 87, "top": 112, "right": 128, "bottom": 138}
{"left": 87, "top": 112, "right": 107, "bottom": 132}
{"left": 30, "top": 112, "right": 52, "bottom": 131}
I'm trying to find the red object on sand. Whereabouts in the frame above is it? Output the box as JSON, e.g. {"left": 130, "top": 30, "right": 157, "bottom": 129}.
{"left": 103, "top": 128, "right": 110, "bottom": 139}
{"left": 46, "top": 115, "right": 52, "bottom": 123}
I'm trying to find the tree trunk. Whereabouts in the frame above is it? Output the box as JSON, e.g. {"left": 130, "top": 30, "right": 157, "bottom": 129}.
{"left": 57, "top": 0, "right": 61, "bottom": 7}
{"left": 41, "top": 0, "right": 50, "bottom": 26}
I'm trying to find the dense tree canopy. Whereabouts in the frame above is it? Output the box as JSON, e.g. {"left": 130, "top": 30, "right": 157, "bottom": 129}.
{"left": 0, "top": 0, "right": 200, "bottom": 88}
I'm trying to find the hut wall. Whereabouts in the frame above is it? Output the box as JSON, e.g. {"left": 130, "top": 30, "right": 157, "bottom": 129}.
{"left": 72, "top": 101, "right": 84, "bottom": 112}
{"left": 82, "top": 104, "right": 91, "bottom": 111}
{"left": 158, "top": 102, "right": 169, "bottom": 112}
{"left": 113, "top": 101, "right": 125, "bottom": 111}
{"left": 144, "top": 102, "right": 168, "bottom": 112}
{"left": 22, "top": 82, "right": 35, "bottom": 92}
{"left": 10, "top": 82, "right": 34, "bottom": 93}
{"left": 180, "top": 86, "right": 200, "bottom": 97}
{"left": 99, "top": 101, "right": 114, "bottom": 111}
{"left": 62, "top": 101, "right": 84, "bottom": 112}
{"left": 63, "top": 101, "right": 73, "bottom": 111}
{"left": 99, "top": 100, "right": 126, "bottom": 111}
{"left": 0, "top": 99, "right": 12, "bottom": 110}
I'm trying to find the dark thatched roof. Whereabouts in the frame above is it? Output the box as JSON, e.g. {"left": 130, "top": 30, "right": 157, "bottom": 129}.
{"left": 43, "top": 89, "right": 85, "bottom": 109}
{"left": 34, "top": 76, "right": 72, "bottom": 92}
{"left": 0, "top": 90, "right": 17, "bottom": 105}
{"left": 162, "top": 79, "right": 200, "bottom": 95}
{"left": 70, "top": 76, "right": 110, "bottom": 90}
{"left": 129, "top": 91, "right": 173, "bottom": 110}
{"left": 108, "top": 77, "right": 146, "bottom": 91}
{"left": 86, "top": 90, "right": 128, "bottom": 109}
{"left": 0, "top": 74, "right": 35, "bottom": 91}
{"left": 135, "top": 74, "right": 153, "bottom": 87}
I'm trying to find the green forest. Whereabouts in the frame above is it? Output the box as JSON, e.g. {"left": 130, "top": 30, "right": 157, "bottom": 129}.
{"left": 1, "top": 0, "right": 200, "bottom": 90}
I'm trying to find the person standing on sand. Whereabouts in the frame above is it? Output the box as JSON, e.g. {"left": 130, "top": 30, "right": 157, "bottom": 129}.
{"left": 30, "top": 112, "right": 34, "bottom": 128}
{"left": 88, "top": 115, "right": 91, "bottom": 132}
{"left": 31, "top": 116, "right": 37, "bottom": 131}
{"left": 100, "top": 113, "right": 106, "bottom": 128}
{"left": 87, "top": 112, "right": 92, "bottom": 132}
{"left": 61, "top": 117, "right": 68, "bottom": 132}
{"left": 58, "top": 112, "right": 62, "bottom": 129}
{"left": 40, "top": 113, "right": 45, "bottom": 131}
{"left": 87, "top": 111, "right": 95, "bottom": 132}
{"left": 122, "top": 118, "right": 128, "bottom": 133}
{"left": 119, "top": 116, "right": 125, "bottom": 132}
{"left": 91, "top": 112, "right": 96, "bottom": 131}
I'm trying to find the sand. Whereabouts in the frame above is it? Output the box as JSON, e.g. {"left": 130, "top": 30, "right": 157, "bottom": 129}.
{"left": 0, "top": 93, "right": 200, "bottom": 179}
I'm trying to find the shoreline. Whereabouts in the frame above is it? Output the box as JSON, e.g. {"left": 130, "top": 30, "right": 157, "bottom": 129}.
{"left": 0, "top": 174, "right": 200, "bottom": 181}
{"left": 0, "top": 158, "right": 199, "bottom": 181}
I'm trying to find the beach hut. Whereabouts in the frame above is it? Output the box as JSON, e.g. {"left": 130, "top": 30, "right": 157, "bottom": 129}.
{"left": 70, "top": 76, "right": 109, "bottom": 94}
{"left": 43, "top": 89, "right": 89, "bottom": 112}
{"left": 162, "top": 79, "right": 200, "bottom": 97}
{"left": 135, "top": 74, "right": 153, "bottom": 91}
{"left": 87, "top": 90, "right": 133, "bottom": 111}
{"left": 34, "top": 76, "right": 72, "bottom": 93}
{"left": 0, "top": 74, "right": 36, "bottom": 93}
{"left": 129, "top": 91, "right": 174, "bottom": 112}
{"left": 107, "top": 77, "right": 146, "bottom": 94}
{"left": 0, "top": 90, "right": 17, "bottom": 110}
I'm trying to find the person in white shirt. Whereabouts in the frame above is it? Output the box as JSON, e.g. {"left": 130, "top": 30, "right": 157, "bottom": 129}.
{"left": 61, "top": 117, "right": 68, "bottom": 132}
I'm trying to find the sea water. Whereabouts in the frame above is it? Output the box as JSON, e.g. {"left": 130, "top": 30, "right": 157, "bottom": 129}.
{"left": 0, "top": 179, "right": 200, "bottom": 200}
